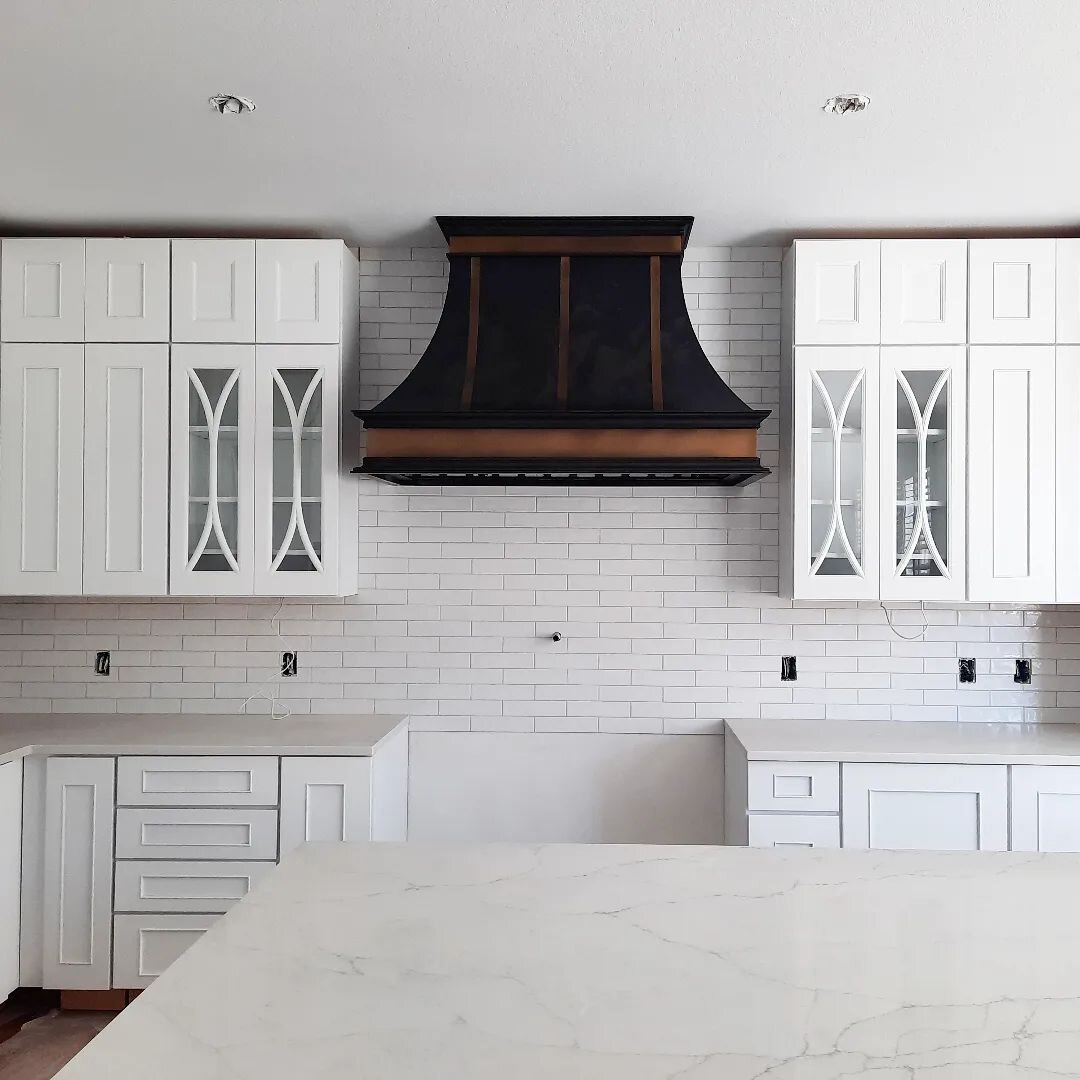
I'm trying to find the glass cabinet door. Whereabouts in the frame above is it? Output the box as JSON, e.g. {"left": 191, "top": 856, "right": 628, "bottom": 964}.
{"left": 253, "top": 346, "right": 339, "bottom": 594}
{"left": 879, "top": 347, "right": 966, "bottom": 600}
{"left": 793, "top": 347, "right": 879, "bottom": 599}
{"left": 169, "top": 345, "right": 255, "bottom": 595}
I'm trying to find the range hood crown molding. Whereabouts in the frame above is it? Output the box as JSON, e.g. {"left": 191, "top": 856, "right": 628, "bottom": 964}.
{"left": 355, "top": 215, "right": 769, "bottom": 487}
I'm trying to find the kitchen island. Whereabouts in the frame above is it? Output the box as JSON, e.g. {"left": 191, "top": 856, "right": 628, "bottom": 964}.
{"left": 56, "top": 842, "right": 1080, "bottom": 1078}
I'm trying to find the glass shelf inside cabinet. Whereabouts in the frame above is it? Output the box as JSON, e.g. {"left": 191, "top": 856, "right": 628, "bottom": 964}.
{"left": 808, "top": 369, "right": 867, "bottom": 578}
{"left": 893, "top": 368, "right": 951, "bottom": 578}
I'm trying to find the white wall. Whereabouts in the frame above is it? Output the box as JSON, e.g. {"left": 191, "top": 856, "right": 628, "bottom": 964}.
{"left": 0, "top": 241, "right": 1073, "bottom": 842}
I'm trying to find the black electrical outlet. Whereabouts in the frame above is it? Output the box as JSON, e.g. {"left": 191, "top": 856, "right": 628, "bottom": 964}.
{"left": 1015, "top": 659, "right": 1032, "bottom": 685}
{"left": 780, "top": 656, "right": 797, "bottom": 682}
{"left": 94, "top": 651, "right": 110, "bottom": 676}
{"left": 959, "top": 658, "right": 976, "bottom": 684}
{"left": 281, "top": 652, "right": 298, "bottom": 678}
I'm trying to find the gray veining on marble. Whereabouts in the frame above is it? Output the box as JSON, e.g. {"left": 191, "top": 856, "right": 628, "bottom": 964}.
{"left": 56, "top": 842, "right": 1080, "bottom": 1079}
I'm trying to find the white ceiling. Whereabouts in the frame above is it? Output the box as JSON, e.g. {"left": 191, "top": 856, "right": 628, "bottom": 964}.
{"left": 3, "top": 0, "right": 1079, "bottom": 246}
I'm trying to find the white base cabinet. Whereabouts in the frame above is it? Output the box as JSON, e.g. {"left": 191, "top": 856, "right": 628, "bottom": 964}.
{"left": 1011, "top": 766, "right": 1080, "bottom": 852}
{"left": 23, "top": 744, "right": 407, "bottom": 992}
{"left": 0, "top": 761, "right": 22, "bottom": 1002}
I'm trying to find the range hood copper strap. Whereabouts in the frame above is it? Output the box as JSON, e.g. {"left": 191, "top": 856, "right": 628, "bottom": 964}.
{"left": 448, "top": 235, "right": 683, "bottom": 256}
{"left": 461, "top": 257, "right": 481, "bottom": 408}
{"left": 558, "top": 256, "right": 570, "bottom": 408}
{"left": 367, "top": 427, "right": 759, "bottom": 459}
{"left": 650, "top": 255, "right": 663, "bottom": 410}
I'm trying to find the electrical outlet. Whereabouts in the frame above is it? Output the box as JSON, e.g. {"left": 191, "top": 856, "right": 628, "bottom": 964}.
{"left": 780, "top": 656, "right": 797, "bottom": 682}
{"left": 959, "top": 658, "right": 976, "bottom": 684}
{"left": 94, "top": 651, "right": 110, "bottom": 676}
{"left": 1015, "top": 659, "right": 1032, "bottom": 685}
{"left": 281, "top": 652, "right": 298, "bottom": 678}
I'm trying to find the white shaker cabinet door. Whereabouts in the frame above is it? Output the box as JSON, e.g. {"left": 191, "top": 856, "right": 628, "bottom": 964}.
{"left": 0, "top": 238, "right": 84, "bottom": 342}
{"left": 279, "top": 757, "right": 372, "bottom": 855}
{"left": 0, "top": 761, "right": 22, "bottom": 1003}
{"left": 0, "top": 344, "right": 85, "bottom": 595}
{"left": 113, "top": 914, "right": 217, "bottom": 990}
{"left": 792, "top": 240, "right": 879, "bottom": 345}
{"left": 1011, "top": 766, "right": 1080, "bottom": 852}
{"left": 84, "top": 239, "right": 170, "bottom": 342}
{"left": 880, "top": 240, "right": 967, "bottom": 344}
{"left": 1057, "top": 347, "right": 1080, "bottom": 600}
{"left": 791, "top": 347, "right": 879, "bottom": 599}
{"left": 255, "top": 240, "right": 341, "bottom": 344}
{"left": 879, "top": 347, "right": 966, "bottom": 601}
{"left": 83, "top": 344, "right": 169, "bottom": 595}
{"left": 42, "top": 757, "right": 115, "bottom": 990}
{"left": 842, "top": 763, "right": 1008, "bottom": 851}
{"left": 1056, "top": 240, "right": 1080, "bottom": 342}
{"left": 169, "top": 345, "right": 256, "bottom": 595}
{"left": 969, "top": 239, "right": 1056, "bottom": 344}
{"left": 253, "top": 345, "right": 342, "bottom": 595}
{"left": 172, "top": 239, "right": 256, "bottom": 343}
{"left": 967, "top": 346, "right": 1056, "bottom": 602}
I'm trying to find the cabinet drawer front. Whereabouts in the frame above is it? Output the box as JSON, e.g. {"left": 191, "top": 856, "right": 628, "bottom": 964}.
{"left": 113, "top": 914, "right": 217, "bottom": 989}
{"left": 114, "top": 860, "right": 275, "bottom": 913}
{"left": 116, "top": 756, "right": 279, "bottom": 806}
{"left": 748, "top": 814, "right": 840, "bottom": 849}
{"left": 116, "top": 808, "right": 278, "bottom": 860}
{"left": 747, "top": 761, "right": 839, "bottom": 812}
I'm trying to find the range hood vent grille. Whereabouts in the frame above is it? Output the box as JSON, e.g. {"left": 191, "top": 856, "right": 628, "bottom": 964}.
{"left": 355, "top": 217, "right": 769, "bottom": 486}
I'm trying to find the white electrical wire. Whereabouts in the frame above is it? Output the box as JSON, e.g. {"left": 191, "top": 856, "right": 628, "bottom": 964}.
{"left": 880, "top": 599, "right": 929, "bottom": 641}
{"left": 237, "top": 597, "right": 294, "bottom": 719}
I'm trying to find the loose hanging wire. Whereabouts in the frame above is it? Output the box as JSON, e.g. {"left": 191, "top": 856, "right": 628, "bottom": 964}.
{"left": 880, "top": 599, "right": 929, "bottom": 641}
{"left": 237, "top": 597, "right": 294, "bottom": 719}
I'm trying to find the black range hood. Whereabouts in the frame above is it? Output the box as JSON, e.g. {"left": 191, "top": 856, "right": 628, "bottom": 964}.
{"left": 354, "top": 216, "right": 769, "bottom": 486}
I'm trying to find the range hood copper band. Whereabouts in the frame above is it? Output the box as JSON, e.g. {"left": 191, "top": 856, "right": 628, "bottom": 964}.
{"left": 461, "top": 257, "right": 481, "bottom": 408}
{"left": 448, "top": 235, "right": 684, "bottom": 256}
{"left": 366, "top": 428, "right": 759, "bottom": 459}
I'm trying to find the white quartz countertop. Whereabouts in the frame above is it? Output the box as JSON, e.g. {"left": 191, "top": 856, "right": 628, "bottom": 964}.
{"left": 0, "top": 712, "right": 407, "bottom": 764}
{"left": 56, "top": 841, "right": 1080, "bottom": 1079}
{"left": 727, "top": 716, "right": 1080, "bottom": 764}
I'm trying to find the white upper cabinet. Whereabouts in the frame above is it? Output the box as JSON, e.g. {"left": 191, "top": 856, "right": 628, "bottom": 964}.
{"left": 793, "top": 240, "right": 879, "bottom": 345}
{"left": 879, "top": 347, "right": 966, "bottom": 601}
{"left": 0, "top": 344, "right": 85, "bottom": 595}
{"left": 169, "top": 345, "right": 256, "bottom": 595}
{"left": 1056, "top": 346, "right": 1080, "bottom": 601}
{"left": 254, "top": 345, "right": 343, "bottom": 594}
{"left": 1, "top": 238, "right": 84, "bottom": 342}
{"left": 84, "top": 239, "right": 170, "bottom": 342}
{"left": 1056, "top": 240, "right": 1080, "bottom": 343}
{"left": 969, "top": 239, "right": 1056, "bottom": 343}
{"left": 880, "top": 240, "right": 967, "bottom": 344}
{"left": 83, "top": 344, "right": 170, "bottom": 596}
{"left": 256, "top": 240, "right": 342, "bottom": 344}
{"left": 791, "top": 346, "right": 879, "bottom": 599}
{"left": 968, "top": 346, "right": 1056, "bottom": 602}
{"left": 172, "top": 239, "right": 255, "bottom": 343}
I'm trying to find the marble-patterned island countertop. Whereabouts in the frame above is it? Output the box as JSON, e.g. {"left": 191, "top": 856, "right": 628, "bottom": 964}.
{"left": 57, "top": 842, "right": 1080, "bottom": 1079}
{"left": 0, "top": 712, "right": 407, "bottom": 764}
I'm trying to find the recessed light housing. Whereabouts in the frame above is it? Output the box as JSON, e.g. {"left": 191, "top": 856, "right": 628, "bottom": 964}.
{"left": 209, "top": 94, "right": 256, "bottom": 116}
{"left": 822, "top": 93, "right": 870, "bottom": 116}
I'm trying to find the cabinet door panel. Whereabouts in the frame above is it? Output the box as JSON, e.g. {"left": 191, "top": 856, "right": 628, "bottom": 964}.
{"left": 113, "top": 914, "right": 216, "bottom": 989}
{"left": 84, "top": 239, "right": 170, "bottom": 342}
{"left": 969, "top": 239, "right": 1055, "bottom": 343}
{"left": 279, "top": 757, "right": 371, "bottom": 855}
{"left": 83, "top": 344, "right": 169, "bottom": 595}
{"left": 968, "top": 346, "right": 1055, "bottom": 602}
{"left": 0, "top": 344, "right": 84, "bottom": 594}
{"left": 0, "top": 761, "right": 22, "bottom": 1002}
{"left": 879, "top": 347, "right": 966, "bottom": 601}
{"left": 1056, "top": 347, "right": 1080, "bottom": 600}
{"left": 792, "top": 347, "right": 879, "bottom": 599}
{"left": 169, "top": 345, "right": 255, "bottom": 595}
{"left": 254, "top": 345, "right": 341, "bottom": 594}
{"left": 256, "top": 240, "right": 341, "bottom": 344}
{"left": 793, "top": 240, "right": 879, "bottom": 345}
{"left": 880, "top": 240, "right": 967, "bottom": 344}
{"left": 1012, "top": 766, "right": 1080, "bottom": 851}
{"left": 1, "top": 238, "right": 84, "bottom": 342}
{"left": 842, "top": 763, "right": 1007, "bottom": 851}
{"left": 42, "top": 758, "right": 115, "bottom": 990}
{"left": 172, "top": 239, "right": 256, "bottom": 343}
